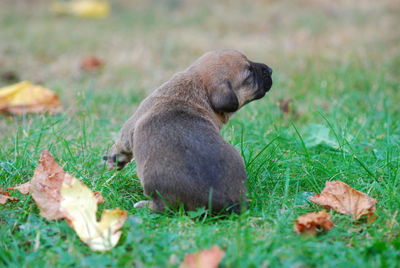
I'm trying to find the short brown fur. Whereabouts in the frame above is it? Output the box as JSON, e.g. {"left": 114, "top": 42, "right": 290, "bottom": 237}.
{"left": 104, "top": 49, "right": 272, "bottom": 213}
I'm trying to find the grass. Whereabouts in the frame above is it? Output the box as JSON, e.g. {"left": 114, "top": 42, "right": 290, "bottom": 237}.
{"left": 1, "top": 0, "right": 399, "bottom": 267}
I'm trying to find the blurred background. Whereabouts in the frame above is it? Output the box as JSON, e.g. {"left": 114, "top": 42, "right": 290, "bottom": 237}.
{"left": 1, "top": 0, "right": 400, "bottom": 159}
{"left": 1, "top": 0, "right": 398, "bottom": 113}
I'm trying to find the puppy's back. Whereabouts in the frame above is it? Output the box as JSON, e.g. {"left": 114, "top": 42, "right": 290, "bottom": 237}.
{"left": 133, "top": 101, "right": 247, "bottom": 212}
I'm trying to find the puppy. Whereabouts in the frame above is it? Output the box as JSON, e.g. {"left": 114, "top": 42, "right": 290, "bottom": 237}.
{"left": 104, "top": 49, "right": 273, "bottom": 213}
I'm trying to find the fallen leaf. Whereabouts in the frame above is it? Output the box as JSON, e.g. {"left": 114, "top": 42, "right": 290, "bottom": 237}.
{"left": 367, "top": 212, "right": 377, "bottom": 223}
{"left": 0, "top": 81, "right": 61, "bottom": 115}
{"left": 279, "top": 98, "right": 291, "bottom": 114}
{"left": 294, "top": 210, "right": 334, "bottom": 235}
{"left": 51, "top": 0, "right": 110, "bottom": 18}
{"left": 310, "top": 180, "right": 377, "bottom": 220}
{"left": 17, "top": 150, "right": 66, "bottom": 220}
{"left": 180, "top": 245, "right": 225, "bottom": 268}
{"left": 0, "top": 188, "right": 18, "bottom": 204}
{"left": 10, "top": 180, "right": 104, "bottom": 207}
{"left": 303, "top": 124, "right": 339, "bottom": 149}
{"left": 60, "top": 173, "right": 127, "bottom": 251}
{"left": 81, "top": 56, "right": 104, "bottom": 71}
{"left": 10, "top": 150, "right": 127, "bottom": 251}
{"left": 278, "top": 98, "right": 297, "bottom": 118}
{"left": 94, "top": 191, "right": 104, "bottom": 204}
{"left": 8, "top": 181, "right": 32, "bottom": 195}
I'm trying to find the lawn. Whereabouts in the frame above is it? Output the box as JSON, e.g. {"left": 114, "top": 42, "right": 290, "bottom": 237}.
{"left": 1, "top": 0, "right": 399, "bottom": 267}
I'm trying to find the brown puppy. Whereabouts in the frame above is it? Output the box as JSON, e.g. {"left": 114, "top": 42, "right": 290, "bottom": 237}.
{"left": 104, "top": 49, "right": 272, "bottom": 213}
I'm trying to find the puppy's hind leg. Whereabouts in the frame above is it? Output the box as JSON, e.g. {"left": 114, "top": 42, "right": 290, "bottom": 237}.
{"left": 133, "top": 200, "right": 150, "bottom": 209}
{"left": 134, "top": 197, "right": 166, "bottom": 213}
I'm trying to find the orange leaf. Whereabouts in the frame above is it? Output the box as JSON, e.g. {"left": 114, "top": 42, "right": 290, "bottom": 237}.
{"left": 81, "top": 56, "right": 104, "bottom": 71}
{"left": 310, "top": 180, "right": 377, "bottom": 220}
{"left": 0, "top": 188, "right": 18, "bottom": 204}
{"left": 294, "top": 210, "right": 334, "bottom": 235}
{"left": 180, "top": 245, "right": 225, "bottom": 268}
{"left": 367, "top": 212, "right": 377, "bottom": 223}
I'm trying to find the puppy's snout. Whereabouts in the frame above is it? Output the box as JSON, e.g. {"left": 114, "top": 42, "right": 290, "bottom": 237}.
{"left": 261, "top": 64, "right": 272, "bottom": 76}
{"left": 266, "top": 66, "right": 273, "bottom": 75}
{"left": 256, "top": 63, "right": 273, "bottom": 94}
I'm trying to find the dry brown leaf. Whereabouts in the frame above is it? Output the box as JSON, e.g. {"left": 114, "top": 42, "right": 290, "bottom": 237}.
{"left": 8, "top": 181, "right": 32, "bottom": 195}
{"left": 294, "top": 210, "right": 334, "bottom": 235}
{"left": 10, "top": 180, "right": 104, "bottom": 207}
{"left": 278, "top": 98, "right": 298, "bottom": 118}
{"left": 81, "top": 56, "right": 104, "bottom": 71}
{"left": 0, "top": 188, "right": 18, "bottom": 204}
{"left": 279, "top": 98, "right": 291, "bottom": 114}
{"left": 0, "top": 193, "right": 18, "bottom": 204}
{"left": 22, "top": 150, "right": 66, "bottom": 220}
{"left": 180, "top": 245, "right": 225, "bottom": 268}
{"left": 0, "top": 81, "right": 61, "bottom": 115}
{"left": 310, "top": 180, "right": 377, "bottom": 220}
{"left": 10, "top": 150, "right": 127, "bottom": 251}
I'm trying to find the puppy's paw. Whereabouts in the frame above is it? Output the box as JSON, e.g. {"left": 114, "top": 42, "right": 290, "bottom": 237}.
{"left": 103, "top": 143, "right": 132, "bottom": 170}
{"left": 134, "top": 200, "right": 150, "bottom": 209}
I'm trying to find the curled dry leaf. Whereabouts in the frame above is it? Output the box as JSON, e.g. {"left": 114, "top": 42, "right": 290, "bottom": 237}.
{"left": 0, "top": 81, "right": 61, "bottom": 115}
{"left": 310, "top": 180, "right": 377, "bottom": 220}
{"left": 179, "top": 245, "right": 225, "bottom": 268}
{"left": 0, "top": 188, "right": 18, "bottom": 204}
{"left": 81, "top": 56, "right": 104, "bottom": 72}
{"left": 10, "top": 150, "right": 127, "bottom": 251}
{"left": 294, "top": 210, "right": 334, "bottom": 235}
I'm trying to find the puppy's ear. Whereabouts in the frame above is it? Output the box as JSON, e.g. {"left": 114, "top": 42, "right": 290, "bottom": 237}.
{"left": 210, "top": 81, "right": 239, "bottom": 113}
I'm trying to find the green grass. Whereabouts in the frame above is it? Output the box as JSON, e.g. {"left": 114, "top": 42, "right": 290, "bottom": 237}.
{"left": 1, "top": 0, "right": 399, "bottom": 267}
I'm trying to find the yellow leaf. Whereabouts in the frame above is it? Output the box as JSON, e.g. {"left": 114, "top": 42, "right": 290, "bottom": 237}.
{"left": 0, "top": 81, "right": 31, "bottom": 102}
{"left": 51, "top": 0, "right": 110, "bottom": 18}
{"left": 60, "top": 174, "right": 127, "bottom": 251}
{"left": 0, "top": 81, "right": 61, "bottom": 115}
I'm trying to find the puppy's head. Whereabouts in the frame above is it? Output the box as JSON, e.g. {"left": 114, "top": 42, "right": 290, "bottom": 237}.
{"left": 193, "top": 49, "right": 273, "bottom": 114}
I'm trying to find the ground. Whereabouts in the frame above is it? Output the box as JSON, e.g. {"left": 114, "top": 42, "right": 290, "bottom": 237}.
{"left": 0, "top": 0, "right": 399, "bottom": 267}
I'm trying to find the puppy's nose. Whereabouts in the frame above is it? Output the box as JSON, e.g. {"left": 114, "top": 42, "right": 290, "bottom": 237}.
{"left": 261, "top": 64, "right": 272, "bottom": 76}
{"left": 267, "top": 66, "right": 273, "bottom": 75}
